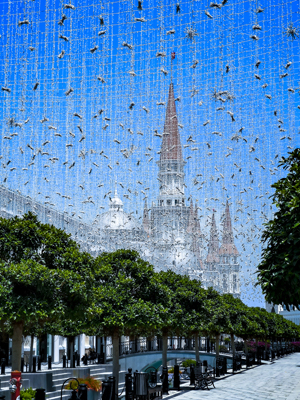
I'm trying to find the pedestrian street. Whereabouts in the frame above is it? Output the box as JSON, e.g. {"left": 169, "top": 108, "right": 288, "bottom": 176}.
{"left": 166, "top": 353, "right": 300, "bottom": 400}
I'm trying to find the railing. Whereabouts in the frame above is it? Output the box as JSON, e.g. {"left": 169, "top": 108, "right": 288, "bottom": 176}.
{"left": 105, "top": 336, "right": 223, "bottom": 359}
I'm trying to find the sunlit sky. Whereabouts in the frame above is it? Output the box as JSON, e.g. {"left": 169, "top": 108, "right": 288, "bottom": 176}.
{"left": 0, "top": 0, "right": 299, "bottom": 307}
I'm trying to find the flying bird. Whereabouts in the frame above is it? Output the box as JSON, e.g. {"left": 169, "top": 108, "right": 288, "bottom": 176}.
{"left": 205, "top": 10, "right": 213, "bottom": 18}
{"left": 90, "top": 45, "right": 99, "bottom": 53}
{"left": 59, "top": 34, "right": 69, "bottom": 42}
{"left": 64, "top": 4, "right": 76, "bottom": 10}
{"left": 18, "top": 20, "right": 29, "bottom": 26}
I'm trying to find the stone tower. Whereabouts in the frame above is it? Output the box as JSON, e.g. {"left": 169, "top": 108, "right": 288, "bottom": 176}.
{"left": 150, "top": 82, "right": 190, "bottom": 244}
{"left": 219, "top": 200, "right": 240, "bottom": 297}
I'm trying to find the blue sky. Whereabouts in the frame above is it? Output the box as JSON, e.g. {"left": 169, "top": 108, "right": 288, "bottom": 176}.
{"left": 0, "top": 0, "right": 299, "bottom": 307}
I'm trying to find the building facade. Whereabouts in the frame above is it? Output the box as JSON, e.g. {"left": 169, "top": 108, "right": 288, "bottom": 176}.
{"left": 0, "top": 82, "right": 240, "bottom": 298}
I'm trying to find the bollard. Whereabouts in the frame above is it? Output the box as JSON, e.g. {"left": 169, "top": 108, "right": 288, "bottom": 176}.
{"left": 232, "top": 357, "right": 236, "bottom": 374}
{"left": 97, "top": 353, "right": 103, "bottom": 364}
{"left": 190, "top": 364, "right": 195, "bottom": 385}
{"left": 223, "top": 357, "right": 227, "bottom": 374}
{"left": 63, "top": 355, "right": 66, "bottom": 368}
{"left": 125, "top": 369, "right": 134, "bottom": 400}
{"left": 77, "top": 354, "right": 80, "bottom": 367}
{"left": 21, "top": 358, "right": 24, "bottom": 373}
{"left": 101, "top": 380, "right": 111, "bottom": 400}
{"left": 257, "top": 350, "right": 261, "bottom": 365}
{"left": 72, "top": 354, "right": 76, "bottom": 369}
{"left": 48, "top": 355, "right": 52, "bottom": 370}
{"left": 173, "top": 365, "right": 180, "bottom": 391}
{"left": 237, "top": 355, "right": 241, "bottom": 370}
{"left": 108, "top": 376, "right": 116, "bottom": 400}
{"left": 83, "top": 354, "right": 88, "bottom": 366}
{"left": 161, "top": 366, "right": 169, "bottom": 394}
{"left": 38, "top": 356, "right": 41, "bottom": 371}
{"left": 215, "top": 358, "right": 221, "bottom": 377}
{"left": 32, "top": 356, "right": 37, "bottom": 373}
{"left": 1, "top": 358, "right": 5, "bottom": 375}
{"left": 78, "top": 384, "right": 87, "bottom": 400}
{"left": 149, "top": 371, "right": 157, "bottom": 388}
{"left": 35, "top": 388, "right": 45, "bottom": 400}
{"left": 220, "top": 357, "right": 224, "bottom": 375}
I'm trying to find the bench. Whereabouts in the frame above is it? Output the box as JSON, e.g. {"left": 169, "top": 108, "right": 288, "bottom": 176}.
{"left": 147, "top": 386, "right": 163, "bottom": 399}
{"left": 194, "top": 366, "right": 215, "bottom": 390}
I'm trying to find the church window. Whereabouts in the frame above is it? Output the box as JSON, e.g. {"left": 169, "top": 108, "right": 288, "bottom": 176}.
{"left": 175, "top": 200, "right": 179, "bottom": 205}
{"left": 167, "top": 200, "right": 171, "bottom": 205}
{"left": 233, "top": 275, "right": 237, "bottom": 291}
{"left": 160, "top": 200, "right": 164, "bottom": 206}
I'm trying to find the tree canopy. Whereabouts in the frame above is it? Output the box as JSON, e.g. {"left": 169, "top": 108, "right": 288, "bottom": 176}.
{"left": 92, "top": 249, "right": 168, "bottom": 394}
{"left": 0, "top": 212, "right": 95, "bottom": 369}
{"left": 1, "top": 212, "right": 300, "bottom": 373}
{"left": 256, "top": 149, "right": 300, "bottom": 310}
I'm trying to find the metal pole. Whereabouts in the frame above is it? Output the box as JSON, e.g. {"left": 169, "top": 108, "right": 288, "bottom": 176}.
{"left": 162, "top": 366, "right": 169, "bottom": 395}
{"left": 173, "top": 365, "right": 180, "bottom": 391}
{"left": 35, "top": 388, "right": 45, "bottom": 400}
{"left": 1, "top": 358, "right": 5, "bottom": 375}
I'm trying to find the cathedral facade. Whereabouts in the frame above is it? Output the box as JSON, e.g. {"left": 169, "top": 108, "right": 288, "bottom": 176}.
{"left": 0, "top": 82, "right": 240, "bottom": 298}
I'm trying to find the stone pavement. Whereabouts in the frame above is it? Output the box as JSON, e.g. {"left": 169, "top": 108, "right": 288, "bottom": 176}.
{"left": 166, "top": 353, "right": 300, "bottom": 400}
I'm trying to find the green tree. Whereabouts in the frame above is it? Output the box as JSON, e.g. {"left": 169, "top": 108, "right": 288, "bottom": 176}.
{"left": 203, "top": 288, "right": 232, "bottom": 357}
{"left": 257, "top": 149, "right": 300, "bottom": 309}
{"left": 156, "top": 270, "right": 206, "bottom": 364}
{"left": 222, "top": 294, "right": 251, "bottom": 356}
{"left": 0, "top": 213, "right": 94, "bottom": 370}
{"left": 92, "top": 249, "right": 167, "bottom": 395}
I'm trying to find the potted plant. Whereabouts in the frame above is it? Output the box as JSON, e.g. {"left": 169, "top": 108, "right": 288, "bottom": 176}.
{"left": 65, "top": 377, "right": 101, "bottom": 400}
{"left": 20, "top": 388, "right": 36, "bottom": 400}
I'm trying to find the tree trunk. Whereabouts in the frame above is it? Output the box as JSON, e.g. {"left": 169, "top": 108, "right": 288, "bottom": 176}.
{"left": 112, "top": 330, "right": 120, "bottom": 396}
{"left": 194, "top": 333, "right": 200, "bottom": 363}
{"left": 162, "top": 333, "right": 168, "bottom": 368}
{"left": 12, "top": 322, "right": 24, "bottom": 371}
{"left": 68, "top": 337, "right": 74, "bottom": 364}
{"left": 29, "top": 334, "right": 34, "bottom": 372}
{"left": 216, "top": 334, "right": 220, "bottom": 358}
{"left": 230, "top": 334, "right": 235, "bottom": 357}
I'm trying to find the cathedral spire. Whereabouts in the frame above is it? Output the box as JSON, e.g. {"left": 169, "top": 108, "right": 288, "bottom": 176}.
{"left": 160, "top": 83, "right": 183, "bottom": 161}
{"left": 219, "top": 200, "right": 239, "bottom": 256}
{"left": 194, "top": 203, "right": 202, "bottom": 236}
{"left": 142, "top": 199, "right": 151, "bottom": 235}
{"left": 206, "top": 212, "right": 220, "bottom": 263}
{"left": 186, "top": 198, "right": 194, "bottom": 233}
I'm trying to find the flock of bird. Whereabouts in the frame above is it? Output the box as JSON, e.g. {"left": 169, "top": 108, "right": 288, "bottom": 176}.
{"left": 0, "top": 0, "right": 299, "bottom": 305}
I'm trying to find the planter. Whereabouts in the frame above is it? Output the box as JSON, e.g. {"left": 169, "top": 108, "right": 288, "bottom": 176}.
{"left": 87, "top": 389, "right": 100, "bottom": 400}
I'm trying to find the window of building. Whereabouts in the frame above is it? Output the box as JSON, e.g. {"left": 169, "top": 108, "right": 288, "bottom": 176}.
{"left": 175, "top": 200, "right": 179, "bottom": 205}
{"left": 233, "top": 275, "right": 237, "bottom": 291}
{"left": 167, "top": 200, "right": 171, "bottom": 205}
{"left": 160, "top": 200, "right": 164, "bottom": 206}
{"left": 223, "top": 274, "right": 227, "bottom": 291}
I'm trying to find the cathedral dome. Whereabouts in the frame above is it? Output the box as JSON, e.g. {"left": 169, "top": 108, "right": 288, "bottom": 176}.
{"left": 97, "top": 209, "right": 140, "bottom": 230}
{"left": 95, "top": 187, "right": 140, "bottom": 230}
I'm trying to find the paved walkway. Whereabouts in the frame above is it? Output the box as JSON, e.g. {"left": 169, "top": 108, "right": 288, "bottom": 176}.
{"left": 166, "top": 353, "right": 300, "bottom": 400}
